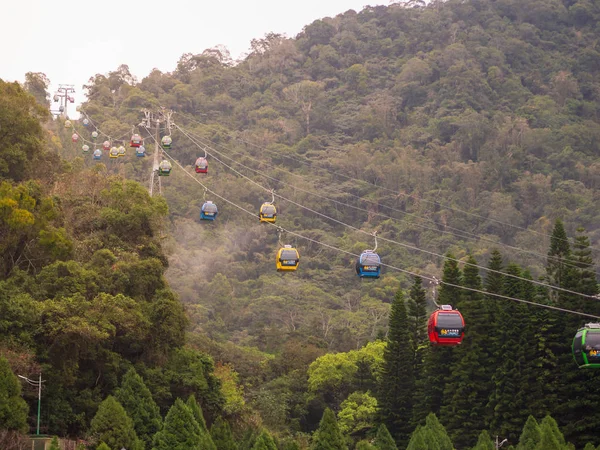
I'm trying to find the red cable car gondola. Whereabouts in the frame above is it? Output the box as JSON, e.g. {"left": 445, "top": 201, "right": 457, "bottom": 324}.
{"left": 195, "top": 157, "right": 208, "bottom": 174}
{"left": 428, "top": 305, "right": 465, "bottom": 346}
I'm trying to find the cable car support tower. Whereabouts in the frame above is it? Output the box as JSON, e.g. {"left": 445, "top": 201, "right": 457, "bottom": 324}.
{"left": 140, "top": 108, "right": 173, "bottom": 197}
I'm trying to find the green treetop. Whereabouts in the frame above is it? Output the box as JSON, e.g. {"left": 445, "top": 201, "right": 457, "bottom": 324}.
{"left": 90, "top": 396, "right": 141, "bottom": 450}
{"left": 311, "top": 408, "right": 348, "bottom": 450}
{"left": 0, "top": 356, "right": 29, "bottom": 432}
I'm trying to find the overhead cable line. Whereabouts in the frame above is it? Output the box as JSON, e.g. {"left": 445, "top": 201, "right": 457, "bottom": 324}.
{"left": 177, "top": 125, "right": 594, "bottom": 272}
{"left": 176, "top": 125, "right": 600, "bottom": 302}
{"left": 175, "top": 111, "right": 594, "bottom": 253}
{"left": 150, "top": 133, "right": 600, "bottom": 320}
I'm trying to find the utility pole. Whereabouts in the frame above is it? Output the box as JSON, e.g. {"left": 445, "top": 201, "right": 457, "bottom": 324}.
{"left": 496, "top": 436, "right": 507, "bottom": 449}
{"left": 52, "top": 84, "right": 75, "bottom": 118}
{"left": 140, "top": 108, "right": 173, "bottom": 197}
{"left": 17, "top": 373, "right": 44, "bottom": 435}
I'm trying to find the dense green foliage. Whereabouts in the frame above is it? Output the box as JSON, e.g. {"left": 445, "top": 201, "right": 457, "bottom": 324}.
{"left": 4, "top": 0, "right": 600, "bottom": 447}
{"left": 89, "top": 396, "right": 141, "bottom": 450}
{"left": 0, "top": 357, "right": 28, "bottom": 432}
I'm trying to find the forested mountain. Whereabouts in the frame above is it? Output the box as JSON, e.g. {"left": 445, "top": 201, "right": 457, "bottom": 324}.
{"left": 3, "top": 0, "right": 600, "bottom": 448}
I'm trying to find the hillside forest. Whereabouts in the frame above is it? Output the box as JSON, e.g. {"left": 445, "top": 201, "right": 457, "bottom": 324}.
{"left": 2, "top": 0, "right": 600, "bottom": 449}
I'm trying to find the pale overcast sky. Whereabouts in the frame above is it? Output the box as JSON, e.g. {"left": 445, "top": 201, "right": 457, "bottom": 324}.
{"left": 2, "top": 0, "right": 386, "bottom": 107}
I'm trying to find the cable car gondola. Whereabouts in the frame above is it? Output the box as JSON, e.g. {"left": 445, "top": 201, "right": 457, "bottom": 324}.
{"left": 71, "top": 133, "right": 79, "bottom": 143}
{"left": 356, "top": 250, "right": 381, "bottom": 278}
{"left": 91, "top": 131, "right": 98, "bottom": 140}
{"left": 136, "top": 146, "right": 146, "bottom": 157}
{"left": 276, "top": 245, "right": 300, "bottom": 272}
{"left": 259, "top": 203, "right": 277, "bottom": 223}
{"left": 130, "top": 134, "right": 142, "bottom": 148}
{"left": 195, "top": 157, "right": 208, "bottom": 174}
{"left": 103, "top": 141, "right": 110, "bottom": 151}
{"left": 200, "top": 201, "right": 218, "bottom": 221}
{"left": 93, "top": 149, "right": 102, "bottom": 160}
{"left": 573, "top": 323, "right": 600, "bottom": 369}
{"left": 161, "top": 136, "right": 172, "bottom": 149}
{"left": 428, "top": 305, "right": 465, "bottom": 346}
{"left": 117, "top": 145, "right": 126, "bottom": 157}
{"left": 109, "top": 147, "right": 119, "bottom": 158}
{"left": 82, "top": 118, "right": 89, "bottom": 127}
{"left": 82, "top": 144, "right": 89, "bottom": 153}
{"left": 158, "top": 160, "right": 172, "bottom": 176}
{"left": 64, "top": 120, "right": 72, "bottom": 128}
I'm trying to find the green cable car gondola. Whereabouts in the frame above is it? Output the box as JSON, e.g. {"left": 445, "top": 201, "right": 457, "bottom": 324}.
{"left": 573, "top": 323, "right": 600, "bottom": 368}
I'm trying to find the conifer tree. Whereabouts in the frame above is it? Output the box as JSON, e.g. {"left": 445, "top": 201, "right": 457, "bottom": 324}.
{"left": 280, "top": 439, "right": 301, "bottom": 450}
{"left": 377, "top": 287, "right": 414, "bottom": 447}
{"left": 408, "top": 276, "right": 429, "bottom": 429}
{"left": 97, "top": 444, "right": 111, "bottom": 450}
{"left": 311, "top": 408, "right": 348, "bottom": 450}
{"left": 210, "top": 416, "right": 236, "bottom": 450}
{"left": 90, "top": 396, "right": 141, "bottom": 450}
{"left": 539, "top": 416, "right": 567, "bottom": 448}
{"left": 152, "top": 398, "right": 202, "bottom": 450}
{"left": 534, "top": 417, "right": 563, "bottom": 450}
{"left": 373, "top": 423, "right": 397, "bottom": 450}
{"left": 440, "top": 255, "right": 490, "bottom": 448}
{"left": 582, "top": 444, "right": 595, "bottom": 450}
{"left": 472, "top": 430, "right": 494, "bottom": 450}
{"left": 0, "top": 356, "right": 28, "bottom": 432}
{"left": 115, "top": 368, "right": 162, "bottom": 450}
{"left": 406, "top": 414, "right": 453, "bottom": 450}
{"left": 488, "top": 263, "right": 531, "bottom": 442}
{"left": 356, "top": 441, "right": 376, "bottom": 449}
{"left": 49, "top": 436, "right": 60, "bottom": 450}
{"left": 252, "top": 430, "right": 278, "bottom": 450}
{"left": 546, "top": 219, "right": 571, "bottom": 296}
{"left": 516, "top": 416, "right": 541, "bottom": 450}
{"left": 187, "top": 395, "right": 216, "bottom": 450}
{"left": 406, "top": 426, "right": 427, "bottom": 450}
{"left": 572, "top": 227, "right": 598, "bottom": 298}
{"left": 421, "top": 255, "right": 462, "bottom": 418}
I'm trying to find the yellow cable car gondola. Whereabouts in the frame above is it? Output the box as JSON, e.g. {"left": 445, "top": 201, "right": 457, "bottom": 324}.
{"left": 259, "top": 203, "right": 277, "bottom": 223}
{"left": 109, "top": 146, "right": 119, "bottom": 158}
{"left": 276, "top": 245, "right": 299, "bottom": 272}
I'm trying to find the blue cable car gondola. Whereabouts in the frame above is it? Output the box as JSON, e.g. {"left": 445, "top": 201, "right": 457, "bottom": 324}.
{"left": 136, "top": 146, "right": 146, "bottom": 157}
{"left": 355, "top": 232, "right": 381, "bottom": 278}
{"left": 93, "top": 149, "right": 102, "bottom": 160}
{"left": 200, "top": 201, "right": 218, "bottom": 220}
{"left": 356, "top": 250, "right": 381, "bottom": 278}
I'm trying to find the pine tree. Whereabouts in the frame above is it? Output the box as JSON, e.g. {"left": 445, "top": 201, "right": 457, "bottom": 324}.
{"left": 356, "top": 441, "right": 376, "bottom": 449}
{"left": 373, "top": 423, "right": 397, "bottom": 450}
{"left": 516, "top": 416, "right": 541, "bottom": 450}
{"left": 406, "top": 414, "right": 453, "bottom": 450}
{"left": 115, "top": 368, "right": 162, "bottom": 450}
{"left": 311, "top": 408, "right": 348, "bottom": 450}
{"left": 210, "top": 416, "right": 236, "bottom": 450}
{"left": 406, "top": 426, "right": 427, "bottom": 450}
{"left": 187, "top": 395, "right": 216, "bottom": 450}
{"left": 0, "top": 356, "right": 28, "bottom": 432}
{"left": 408, "top": 276, "right": 429, "bottom": 429}
{"left": 420, "top": 255, "right": 462, "bottom": 419}
{"left": 546, "top": 219, "right": 571, "bottom": 298}
{"left": 377, "top": 287, "right": 414, "bottom": 447}
{"left": 572, "top": 227, "right": 599, "bottom": 298}
{"left": 472, "top": 430, "right": 494, "bottom": 450}
{"left": 152, "top": 398, "right": 202, "bottom": 450}
{"left": 252, "top": 430, "right": 278, "bottom": 450}
{"left": 583, "top": 444, "right": 596, "bottom": 450}
{"left": 534, "top": 417, "right": 564, "bottom": 450}
{"left": 440, "top": 255, "right": 490, "bottom": 448}
{"left": 97, "top": 444, "right": 111, "bottom": 450}
{"left": 90, "top": 396, "right": 141, "bottom": 450}
{"left": 49, "top": 436, "right": 60, "bottom": 450}
{"left": 488, "top": 263, "right": 530, "bottom": 442}
{"left": 539, "top": 416, "right": 567, "bottom": 448}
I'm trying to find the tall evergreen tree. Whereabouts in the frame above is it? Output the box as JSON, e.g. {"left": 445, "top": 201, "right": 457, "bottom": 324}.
{"left": 440, "top": 256, "right": 490, "bottom": 448}
{"left": 406, "top": 414, "right": 453, "bottom": 450}
{"left": 488, "top": 263, "right": 530, "bottom": 442}
{"left": 96, "top": 444, "right": 111, "bottom": 450}
{"left": 516, "top": 416, "right": 541, "bottom": 450}
{"left": 49, "top": 436, "right": 60, "bottom": 450}
{"left": 210, "top": 416, "right": 236, "bottom": 450}
{"left": 373, "top": 423, "right": 397, "bottom": 450}
{"left": 420, "top": 255, "right": 462, "bottom": 419}
{"left": 534, "top": 416, "right": 566, "bottom": 450}
{"left": 408, "top": 276, "right": 429, "bottom": 429}
{"left": 115, "top": 368, "right": 162, "bottom": 450}
{"left": 546, "top": 219, "right": 571, "bottom": 298}
{"left": 187, "top": 395, "right": 216, "bottom": 450}
{"left": 252, "top": 430, "right": 278, "bottom": 450}
{"left": 472, "top": 430, "right": 494, "bottom": 450}
{"left": 377, "top": 287, "right": 414, "bottom": 447}
{"left": 90, "top": 396, "right": 141, "bottom": 450}
{"left": 0, "top": 356, "right": 28, "bottom": 432}
{"left": 311, "top": 408, "right": 347, "bottom": 450}
{"left": 152, "top": 398, "right": 202, "bottom": 450}
{"left": 572, "top": 227, "right": 599, "bottom": 298}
